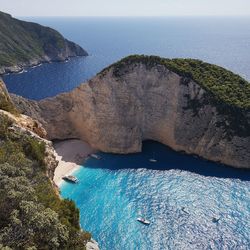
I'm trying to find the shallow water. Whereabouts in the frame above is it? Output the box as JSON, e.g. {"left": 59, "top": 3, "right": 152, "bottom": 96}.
{"left": 61, "top": 141, "right": 250, "bottom": 250}
{"left": 4, "top": 17, "right": 250, "bottom": 99}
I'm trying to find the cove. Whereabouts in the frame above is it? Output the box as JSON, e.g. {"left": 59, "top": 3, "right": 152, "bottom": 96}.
{"left": 60, "top": 141, "right": 250, "bottom": 249}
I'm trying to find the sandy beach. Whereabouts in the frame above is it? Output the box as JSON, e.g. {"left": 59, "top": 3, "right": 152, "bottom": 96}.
{"left": 53, "top": 139, "right": 95, "bottom": 186}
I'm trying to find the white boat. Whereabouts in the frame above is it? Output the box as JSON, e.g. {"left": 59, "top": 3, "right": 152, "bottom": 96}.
{"left": 90, "top": 153, "right": 101, "bottom": 160}
{"left": 149, "top": 158, "right": 157, "bottom": 163}
{"left": 62, "top": 175, "right": 78, "bottom": 183}
{"left": 137, "top": 217, "right": 150, "bottom": 225}
{"left": 149, "top": 151, "right": 157, "bottom": 162}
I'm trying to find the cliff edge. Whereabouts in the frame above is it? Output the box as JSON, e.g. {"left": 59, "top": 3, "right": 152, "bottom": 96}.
{"left": 0, "top": 78, "right": 96, "bottom": 249}
{"left": 12, "top": 55, "right": 250, "bottom": 169}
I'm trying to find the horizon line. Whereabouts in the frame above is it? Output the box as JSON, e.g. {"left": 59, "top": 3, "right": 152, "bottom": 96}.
{"left": 17, "top": 14, "right": 250, "bottom": 18}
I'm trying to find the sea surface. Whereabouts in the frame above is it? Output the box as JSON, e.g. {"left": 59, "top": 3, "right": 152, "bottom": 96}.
{"left": 3, "top": 17, "right": 250, "bottom": 249}
{"left": 61, "top": 141, "right": 250, "bottom": 250}
{"left": 3, "top": 17, "right": 250, "bottom": 99}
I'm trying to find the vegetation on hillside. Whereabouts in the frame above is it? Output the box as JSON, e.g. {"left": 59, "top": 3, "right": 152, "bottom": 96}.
{"left": 100, "top": 55, "right": 250, "bottom": 109}
{"left": 0, "top": 114, "right": 90, "bottom": 249}
{"left": 0, "top": 11, "right": 86, "bottom": 70}
{"left": 0, "top": 80, "right": 19, "bottom": 115}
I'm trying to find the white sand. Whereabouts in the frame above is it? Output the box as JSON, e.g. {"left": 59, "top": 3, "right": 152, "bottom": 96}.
{"left": 53, "top": 139, "right": 95, "bottom": 186}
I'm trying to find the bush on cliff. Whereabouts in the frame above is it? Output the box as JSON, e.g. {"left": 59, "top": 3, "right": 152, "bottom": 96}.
{"left": 0, "top": 81, "right": 19, "bottom": 115}
{"left": 0, "top": 114, "right": 90, "bottom": 249}
{"left": 101, "top": 55, "right": 250, "bottom": 109}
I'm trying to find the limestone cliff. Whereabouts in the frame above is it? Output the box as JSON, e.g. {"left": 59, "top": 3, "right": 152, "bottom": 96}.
{"left": 0, "top": 11, "right": 88, "bottom": 74}
{"left": 12, "top": 56, "right": 250, "bottom": 169}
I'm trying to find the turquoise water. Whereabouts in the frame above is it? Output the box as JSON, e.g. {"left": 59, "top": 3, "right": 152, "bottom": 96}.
{"left": 61, "top": 141, "right": 250, "bottom": 250}
{"left": 4, "top": 17, "right": 250, "bottom": 99}
{"left": 3, "top": 17, "right": 250, "bottom": 249}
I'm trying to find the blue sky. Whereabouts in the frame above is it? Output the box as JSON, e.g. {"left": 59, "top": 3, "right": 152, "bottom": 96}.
{"left": 0, "top": 0, "right": 250, "bottom": 17}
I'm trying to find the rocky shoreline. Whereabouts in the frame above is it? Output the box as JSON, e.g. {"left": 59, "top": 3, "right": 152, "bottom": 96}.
{"left": 0, "top": 55, "right": 87, "bottom": 76}
{"left": 0, "top": 11, "right": 88, "bottom": 75}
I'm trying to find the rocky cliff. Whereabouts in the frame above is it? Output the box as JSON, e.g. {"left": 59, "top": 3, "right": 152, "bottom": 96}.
{"left": 0, "top": 79, "right": 97, "bottom": 249}
{"left": 12, "top": 56, "right": 250, "bottom": 169}
{"left": 0, "top": 11, "right": 88, "bottom": 74}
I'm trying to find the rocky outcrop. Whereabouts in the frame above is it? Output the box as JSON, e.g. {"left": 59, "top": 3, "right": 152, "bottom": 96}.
{"left": 0, "top": 11, "right": 88, "bottom": 75}
{"left": 86, "top": 239, "right": 100, "bottom": 250}
{"left": 0, "top": 109, "right": 57, "bottom": 183}
{"left": 12, "top": 61, "right": 250, "bottom": 169}
{"left": 1, "top": 78, "right": 56, "bottom": 179}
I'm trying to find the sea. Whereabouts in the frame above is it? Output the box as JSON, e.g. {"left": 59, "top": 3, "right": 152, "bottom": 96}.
{"left": 3, "top": 17, "right": 250, "bottom": 99}
{"left": 3, "top": 17, "right": 250, "bottom": 249}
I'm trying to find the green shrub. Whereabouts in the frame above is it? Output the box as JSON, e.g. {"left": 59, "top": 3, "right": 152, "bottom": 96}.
{"left": 0, "top": 81, "right": 19, "bottom": 115}
{"left": 0, "top": 115, "right": 12, "bottom": 139}
{"left": 23, "top": 138, "right": 46, "bottom": 166}
{"left": 0, "top": 93, "right": 19, "bottom": 115}
{"left": 0, "top": 116, "right": 91, "bottom": 249}
{"left": 100, "top": 55, "right": 250, "bottom": 109}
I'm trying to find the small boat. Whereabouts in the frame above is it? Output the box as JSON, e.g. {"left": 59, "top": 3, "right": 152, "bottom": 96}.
{"left": 137, "top": 217, "right": 150, "bottom": 225}
{"left": 149, "top": 151, "right": 157, "bottom": 162}
{"left": 149, "top": 158, "right": 157, "bottom": 163}
{"left": 90, "top": 154, "right": 101, "bottom": 160}
{"left": 212, "top": 217, "right": 220, "bottom": 223}
{"left": 181, "top": 207, "right": 189, "bottom": 214}
{"left": 62, "top": 175, "right": 78, "bottom": 183}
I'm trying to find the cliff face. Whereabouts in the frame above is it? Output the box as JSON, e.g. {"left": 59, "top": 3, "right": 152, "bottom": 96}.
{"left": 12, "top": 61, "right": 250, "bottom": 169}
{"left": 0, "top": 11, "right": 88, "bottom": 74}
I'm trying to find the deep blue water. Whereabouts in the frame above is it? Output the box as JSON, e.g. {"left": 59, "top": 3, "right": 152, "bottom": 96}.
{"left": 61, "top": 141, "right": 250, "bottom": 250}
{"left": 3, "top": 17, "right": 250, "bottom": 99}
{"left": 3, "top": 17, "right": 250, "bottom": 249}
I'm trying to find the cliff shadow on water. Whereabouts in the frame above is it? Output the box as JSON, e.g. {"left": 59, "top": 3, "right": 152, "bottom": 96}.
{"left": 85, "top": 140, "right": 250, "bottom": 182}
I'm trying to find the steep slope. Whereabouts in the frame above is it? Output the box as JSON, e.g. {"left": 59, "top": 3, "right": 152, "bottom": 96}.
{"left": 0, "top": 11, "right": 88, "bottom": 74}
{"left": 0, "top": 80, "right": 93, "bottom": 249}
{"left": 12, "top": 56, "right": 250, "bottom": 169}
{"left": 0, "top": 77, "right": 18, "bottom": 114}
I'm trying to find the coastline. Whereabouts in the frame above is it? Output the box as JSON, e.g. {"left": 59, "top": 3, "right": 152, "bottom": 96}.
{"left": 53, "top": 139, "right": 95, "bottom": 186}
{"left": 0, "top": 55, "right": 86, "bottom": 76}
